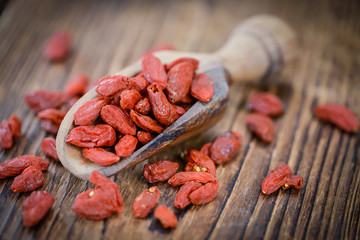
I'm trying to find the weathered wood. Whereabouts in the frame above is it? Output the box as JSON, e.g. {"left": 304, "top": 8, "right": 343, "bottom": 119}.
{"left": 0, "top": 0, "right": 359, "bottom": 239}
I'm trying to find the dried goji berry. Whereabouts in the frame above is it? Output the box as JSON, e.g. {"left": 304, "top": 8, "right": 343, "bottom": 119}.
{"left": 147, "top": 83, "right": 178, "bottom": 125}
{"left": 82, "top": 147, "right": 120, "bottom": 166}
{"left": 140, "top": 43, "right": 176, "bottom": 59}
{"left": 11, "top": 166, "right": 44, "bottom": 192}
{"left": 166, "top": 62, "right": 194, "bottom": 103}
{"left": 100, "top": 105, "right": 137, "bottom": 135}
{"left": 115, "top": 135, "right": 138, "bottom": 158}
{"left": 132, "top": 186, "right": 160, "bottom": 218}
{"left": 96, "top": 75, "right": 128, "bottom": 98}
{"left": 313, "top": 103, "right": 359, "bottom": 132}
{"left": 137, "top": 131, "right": 154, "bottom": 145}
{"left": 190, "top": 73, "right": 214, "bottom": 102}
{"left": 128, "top": 74, "right": 149, "bottom": 94}
{"left": 74, "top": 97, "right": 109, "bottom": 126}
{"left": 172, "top": 104, "right": 186, "bottom": 118}
{"left": 41, "top": 137, "right": 59, "bottom": 161}
{"left": 184, "top": 150, "right": 216, "bottom": 176}
{"left": 65, "top": 74, "right": 89, "bottom": 97}
{"left": 0, "top": 155, "right": 49, "bottom": 179}
{"left": 247, "top": 92, "right": 284, "bottom": 117}
{"left": 25, "top": 90, "right": 67, "bottom": 112}
{"left": 40, "top": 120, "right": 60, "bottom": 134}
{"left": 143, "top": 161, "right": 179, "bottom": 183}
{"left": 8, "top": 115, "right": 22, "bottom": 139}
{"left": 130, "top": 110, "right": 164, "bottom": 133}
{"left": 168, "top": 172, "right": 217, "bottom": 187}
{"left": 38, "top": 109, "right": 66, "bottom": 131}
{"left": 245, "top": 113, "right": 275, "bottom": 143}
{"left": 261, "top": 163, "right": 303, "bottom": 195}
{"left": 165, "top": 57, "right": 199, "bottom": 72}
{"left": 142, "top": 54, "right": 167, "bottom": 89}
{"left": 189, "top": 180, "right": 218, "bottom": 205}
{"left": 200, "top": 142, "right": 211, "bottom": 156}
{"left": 43, "top": 31, "right": 71, "bottom": 62}
{"left": 0, "top": 120, "right": 13, "bottom": 149}
{"left": 72, "top": 170, "right": 123, "bottom": 220}
{"left": 66, "top": 124, "right": 116, "bottom": 147}
{"left": 134, "top": 98, "right": 152, "bottom": 115}
{"left": 22, "top": 191, "right": 55, "bottom": 227}
{"left": 209, "top": 131, "right": 242, "bottom": 164}
{"left": 174, "top": 181, "right": 202, "bottom": 209}
{"left": 66, "top": 96, "right": 80, "bottom": 111}
{"left": 120, "top": 89, "right": 142, "bottom": 110}
{"left": 154, "top": 205, "right": 177, "bottom": 228}
{"left": 180, "top": 94, "right": 195, "bottom": 104}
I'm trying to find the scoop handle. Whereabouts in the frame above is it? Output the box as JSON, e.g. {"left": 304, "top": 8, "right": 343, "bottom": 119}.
{"left": 215, "top": 14, "right": 298, "bottom": 82}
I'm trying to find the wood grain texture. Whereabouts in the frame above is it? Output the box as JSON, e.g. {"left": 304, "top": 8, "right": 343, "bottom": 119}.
{"left": 0, "top": 0, "right": 359, "bottom": 239}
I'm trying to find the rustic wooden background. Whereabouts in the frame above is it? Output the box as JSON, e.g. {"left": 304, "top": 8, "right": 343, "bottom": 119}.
{"left": 0, "top": 0, "right": 359, "bottom": 239}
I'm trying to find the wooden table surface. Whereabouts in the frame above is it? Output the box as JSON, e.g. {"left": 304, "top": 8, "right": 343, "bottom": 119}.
{"left": 0, "top": 0, "right": 359, "bottom": 239}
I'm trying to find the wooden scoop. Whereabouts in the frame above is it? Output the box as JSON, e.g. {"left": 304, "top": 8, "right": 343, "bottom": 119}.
{"left": 57, "top": 14, "right": 298, "bottom": 180}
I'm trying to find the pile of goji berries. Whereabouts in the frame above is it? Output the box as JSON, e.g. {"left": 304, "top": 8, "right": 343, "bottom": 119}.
{"left": 66, "top": 54, "right": 214, "bottom": 166}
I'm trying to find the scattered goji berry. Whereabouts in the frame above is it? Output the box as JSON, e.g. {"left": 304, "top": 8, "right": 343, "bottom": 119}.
{"left": 41, "top": 137, "right": 59, "bottom": 161}
{"left": 154, "top": 205, "right": 177, "bottom": 228}
{"left": 246, "top": 113, "right": 275, "bottom": 143}
{"left": 134, "top": 98, "right": 152, "bottom": 115}
{"left": 120, "top": 89, "right": 142, "bottom": 110}
{"left": 247, "top": 92, "right": 284, "bottom": 117}
{"left": 142, "top": 54, "right": 167, "bottom": 89}
{"left": 66, "top": 96, "right": 80, "bottom": 111}
{"left": 66, "top": 124, "right": 116, "bottom": 147}
{"left": 43, "top": 31, "right": 71, "bottom": 62}
{"left": 40, "top": 120, "right": 60, "bottom": 134}
{"left": 100, "top": 105, "right": 137, "bottom": 135}
{"left": 72, "top": 170, "right": 123, "bottom": 220}
{"left": 65, "top": 74, "right": 89, "bottom": 97}
{"left": 11, "top": 166, "right": 44, "bottom": 192}
{"left": 174, "top": 181, "right": 202, "bottom": 209}
{"left": 25, "top": 90, "right": 67, "bottom": 112}
{"left": 184, "top": 149, "right": 216, "bottom": 176}
{"left": 130, "top": 110, "right": 164, "bottom": 133}
{"left": 209, "top": 131, "right": 242, "bottom": 164}
{"left": 168, "top": 172, "right": 217, "bottom": 186}
{"left": 137, "top": 131, "right": 154, "bottom": 145}
{"left": 313, "top": 103, "right": 359, "bottom": 132}
{"left": 8, "top": 115, "right": 22, "bottom": 139}
{"left": 38, "top": 108, "right": 66, "bottom": 131}
{"left": 261, "top": 163, "right": 303, "bottom": 195}
{"left": 147, "top": 83, "right": 178, "bottom": 125}
{"left": 96, "top": 75, "right": 128, "bottom": 98}
{"left": 143, "top": 160, "right": 179, "bottom": 183}
{"left": 188, "top": 180, "right": 218, "bottom": 205}
{"left": 165, "top": 57, "right": 199, "bottom": 72}
{"left": 190, "top": 73, "right": 214, "bottom": 102}
{"left": 166, "top": 62, "right": 194, "bottom": 103}
{"left": 115, "top": 135, "right": 138, "bottom": 158}
{"left": 0, "top": 120, "right": 13, "bottom": 149}
{"left": 0, "top": 155, "right": 49, "bottom": 179}
{"left": 74, "top": 97, "right": 109, "bottom": 126}
{"left": 200, "top": 143, "right": 211, "bottom": 156}
{"left": 82, "top": 147, "right": 120, "bottom": 166}
{"left": 132, "top": 186, "right": 160, "bottom": 218}
{"left": 22, "top": 191, "right": 55, "bottom": 227}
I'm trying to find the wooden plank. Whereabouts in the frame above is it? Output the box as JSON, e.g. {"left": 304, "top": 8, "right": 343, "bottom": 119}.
{"left": 0, "top": 0, "right": 359, "bottom": 239}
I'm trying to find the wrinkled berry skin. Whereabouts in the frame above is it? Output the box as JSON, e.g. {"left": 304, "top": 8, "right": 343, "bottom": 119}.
{"left": 166, "top": 62, "right": 194, "bottom": 103}
{"left": 246, "top": 113, "right": 275, "bottom": 143}
{"left": 174, "top": 181, "right": 202, "bottom": 209}
{"left": 314, "top": 103, "right": 359, "bottom": 132}
{"left": 38, "top": 108, "right": 66, "bottom": 133}
{"left": 74, "top": 97, "right": 109, "bottom": 126}
{"left": 82, "top": 148, "right": 120, "bottom": 166}
{"left": 100, "top": 105, "right": 137, "bottom": 135}
{"left": 96, "top": 75, "right": 128, "bottom": 98}
{"left": 147, "top": 83, "right": 178, "bottom": 125}
{"left": 120, "top": 89, "right": 142, "bottom": 110}
{"left": 43, "top": 31, "right": 71, "bottom": 62}
{"left": 189, "top": 180, "right": 219, "bottom": 205}
{"left": 142, "top": 54, "right": 167, "bottom": 89}
{"left": 247, "top": 92, "right": 284, "bottom": 117}
{"left": 168, "top": 172, "right": 217, "bottom": 187}
{"left": 22, "top": 191, "right": 55, "bottom": 227}
{"left": 72, "top": 170, "right": 123, "bottom": 220}
{"left": 134, "top": 98, "right": 151, "bottom": 115}
{"left": 25, "top": 90, "right": 67, "bottom": 112}
{"left": 209, "top": 131, "right": 242, "bottom": 164}
{"left": 11, "top": 166, "right": 44, "bottom": 192}
{"left": 143, "top": 160, "right": 179, "bottom": 183}
{"left": 190, "top": 73, "right": 214, "bottom": 102}
{"left": 115, "top": 135, "right": 138, "bottom": 158}
{"left": 165, "top": 57, "right": 199, "bottom": 72}
{"left": 66, "top": 124, "right": 116, "bottom": 147}
{"left": 0, "top": 120, "right": 13, "bottom": 149}
{"left": 41, "top": 137, "right": 59, "bottom": 161}
{"left": 137, "top": 131, "right": 154, "bottom": 144}
{"left": 184, "top": 149, "right": 216, "bottom": 176}
{"left": 132, "top": 187, "right": 160, "bottom": 218}
{"left": 154, "top": 205, "right": 178, "bottom": 228}
{"left": 130, "top": 110, "right": 164, "bottom": 133}
{"left": 0, "top": 155, "right": 49, "bottom": 179}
